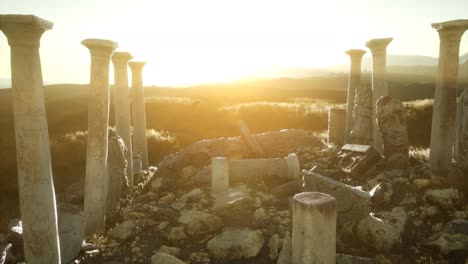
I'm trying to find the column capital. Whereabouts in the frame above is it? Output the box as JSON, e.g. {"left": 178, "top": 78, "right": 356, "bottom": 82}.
{"left": 82, "top": 38, "right": 118, "bottom": 59}
{"left": 0, "top": 15, "right": 53, "bottom": 47}
{"left": 366, "top": 38, "right": 393, "bottom": 53}
{"left": 112, "top": 51, "right": 133, "bottom": 65}
{"left": 129, "top": 61, "right": 146, "bottom": 72}
{"left": 432, "top": 19, "right": 468, "bottom": 39}
{"left": 345, "top": 49, "right": 366, "bottom": 59}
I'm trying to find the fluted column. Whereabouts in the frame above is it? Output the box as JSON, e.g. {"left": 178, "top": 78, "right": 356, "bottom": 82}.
{"left": 0, "top": 15, "right": 61, "bottom": 263}
{"left": 344, "top": 49, "right": 366, "bottom": 144}
{"left": 429, "top": 19, "right": 468, "bottom": 175}
{"left": 366, "top": 38, "right": 393, "bottom": 154}
{"left": 129, "top": 61, "right": 148, "bottom": 169}
{"left": 82, "top": 38, "right": 118, "bottom": 236}
{"left": 112, "top": 52, "right": 133, "bottom": 185}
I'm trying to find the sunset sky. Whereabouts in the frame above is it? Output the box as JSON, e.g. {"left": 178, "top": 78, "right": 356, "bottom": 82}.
{"left": 0, "top": 0, "right": 467, "bottom": 87}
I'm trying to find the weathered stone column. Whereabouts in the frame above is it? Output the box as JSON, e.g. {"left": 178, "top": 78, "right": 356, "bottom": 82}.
{"left": 211, "top": 157, "right": 229, "bottom": 194}
{"left": 129, "top": 61, "right": 148, "bottom": 169}
{"left": 345, "top": 49, "right": 366, "bottom": 143}
{"left": 112, "top": 52, "right": 133, "bottom": 185}
{"left": 0, "top": 14, "right": 61, "bottom": 263}
{"left": 82, "top": 38, "right": 118, "bottom": 236}
{"left": 229, "top": 153, "right": 301, "bottom": 181}
{"left": 366, "top": 38, "right": 393, "bottom": 154}
{"left": 328, "top": 107, "right": 346, "bottom": 146}
{"left": 429, "top": 20, "right": 468, "bottom": 174}
{"left": 292, "top": 192, "right": 337, "bottom": 264}
{"left": 455, "top": 88, "right": 468, "bottom": 171}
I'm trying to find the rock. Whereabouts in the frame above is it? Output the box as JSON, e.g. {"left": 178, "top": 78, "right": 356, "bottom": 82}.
{"left": 162, "top": 226, "right": 187, "bottom": 241}
{"left": 159, "top": 193, "right": 176, "bottom": 205}
{"left": 268, "top": 234, "right": 281, "bottom": 260}
{"left": 188, "top": 251, "right": 211, "bottom": 264}
{"left": 331, "top": 144, "right": 382, "bottom": 179}
{"left": 181, "top": 188, "right": 205, "bottom": 202}
{"left": 357, "top": 207, "right": 407, "bottom": 252}
{"left": 253, "top": 208, "right": 269, "bottom": 227}
{"left": 424, "top": 188, "right": 463, "bottom": 209}
{"left": 178, "top": 210, "right": 222, "bottom": 236}
{"left": 336, "top": 254, "right": 375, "bottom": 264}
{"left": 151, "top": 252, "right": 185, "bottom": 264}
{"left": 207, "top": 228, "right": 264, "bottom": 260}
{"left": 158, "top": 246, "right": 181, "bottom": 258}
{"left": 150, "top": 177, "right": 169, "bottom": 193}
{"left": 277, "top": 232, "right": 292, "bottom": 264}
{"left": 212, "top": 186, "right": 253, "bottom": 226}
{"left": 6, "top": 219, "right": 23, "bottom": 261}
{"left": 423, "top": 219, "right": 468, "bottom": 255}
{"left": 109, "top": 221, "right": 136, "bottom": 242}
{"left": 58, "top": 204, "right": 84, "bottom": 263}
{"left": 64, "top": 180, "right": 85, "bottom": 204}
{"left": 413, "top": 178, "right": 431, "bottom": 190}
{"left": 376, "top": 96, "right": 409, "bottom": 169}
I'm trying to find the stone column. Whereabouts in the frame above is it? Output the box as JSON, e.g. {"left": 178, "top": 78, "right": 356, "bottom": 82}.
{"left": 112, "top": 52, "right": 134, "bottom": 185}
{"left": 82, "top": 38, "right": 118, "bottom": 236}
{"left": 211, "top": 157, "right": 229, "bottom": 194}
{"left": 129, "top": 61, "right": 148, "bottom": 169}
{"left": 344, "top": 49, "right": 366, "bottom": 143}
{"left": 328, "top": 107, "right": 346, "bottom": 146}
{"left": 0, "top": 15, "right": 61, "bottom": 263}
{"left": 292, "top": 192, "right": 337, "bottom": 264}
{"left": 229, "top": 153, "right": 301, "bottom": 181}
{"left": 366, "top": 38, "right": 393, "bottom": 154}
{"left": 429, "top": 20, "right": 468, "bottom": 174}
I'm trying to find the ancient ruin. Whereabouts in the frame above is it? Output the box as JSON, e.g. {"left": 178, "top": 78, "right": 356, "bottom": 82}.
{"left": 82, "top": 38, "right": 118, "bottom": 235}
{"left": 350, "top": 83, "right": 373, "bottom": 145}
{"left": 376, "top": 96, "right": 409, "bottom": 169}
{"left": 129, "top": 61, "right": 149, "bottom": 169}
{"left": 345, "top": 49, "right": 366, "bottom": 144}
{"left": 366, "top": 37, "right": 393, "bottom": 154}
{"left": 430, "top": 19, "right": 468, "bottom": 174}
{"left": 0, "top": 14, "right": 61, "bottom": 264}
{"left": 456, "top": 88, "right": 468, "bottom": 171}
{"left": 112, "top": 52, "right": 134, "bottom": 184}
{"left": 327, "top": 107, "right": 346, "bottom": 146}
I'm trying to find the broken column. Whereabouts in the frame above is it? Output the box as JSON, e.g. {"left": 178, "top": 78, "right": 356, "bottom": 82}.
{"left": 82, "top": 38, "right": 118, "bottom": 236}
{"left": 429, "top": 20, "right": 468, "bottom": 174}
{"left": 292, "top": 192, "right": 337, "bottom": 264}
{"left": 211, "top": 157, "right": 229, "bottom": 194}
{"left": 345, "top": 49, "right": 366, "bottom": 144}
{"left": 0, "top": 15, "right": 61, "bottom": 263}
{"left": 350, "top": 83, "right": 373, "bottom": 145}
{"left": 129, "top": 61, "right": 148, "bottom": 169}
{"left": 106, "top": 136, "right": 129, "bottom": 216}
{"left": 366, "top": 38, "right": 393, "bottom": 154}
{"left": 376, "top": 96, "right": 409, "bottom": 170}
{"left": 455, "top": 88, "right": 468, "bottom": 171}
{"left": 112, "top": 52, "right": 134, "bottom": 185}
{"left": 328, "top": 107, "right": 346, "bottom": 146}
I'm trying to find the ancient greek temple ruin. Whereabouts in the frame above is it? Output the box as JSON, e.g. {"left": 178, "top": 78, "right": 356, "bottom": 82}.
{"left": 1, "top": 12, "right": 468, "bottom": 264}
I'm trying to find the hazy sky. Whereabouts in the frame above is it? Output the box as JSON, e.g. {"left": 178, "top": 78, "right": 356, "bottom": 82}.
{"left": 1, "top": 0, "right": 467, "bottom": 86}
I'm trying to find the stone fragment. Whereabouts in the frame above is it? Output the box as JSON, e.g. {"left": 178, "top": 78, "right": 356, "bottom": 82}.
{"left": 423, "top": 219, "right": 468, "bottom": 255}
{"left": 178, "top": 210, "right": 222, "bottom": 236}
{"left": 107, "top": 135, "right": 129, "bottom": 215}
{"left": 6, "top": 219, "right": 23, "bottom": 261}
{"left": 350, "top": 83, "right": 373, "bottom": 145}
{"left": 253, "top": 208, "right": 269, "bottom": 227}
{"left": 207, "top": 228, "right": 264, "bottom": 260}
{"left": 188, "top": 251, "right": 211, "bottom": 264}
{"left": 162, "top": 226, "right": 187, "bottom": 241}
{"left": 357, "top": 207, "right": 407, "bottom": 252}
{"left": 181, "top": 188, "right": 205, "bottom": 202}
{"left": 268, "top": 234, "right": 281, "bottom": 260}
{"left": 376, "top": 96, "right": 409, "bottom": 170}
{"left": 423, "top": 188, "right": 463, "bottom": 209}
{"left": 158, "top": 246, "right": 181, "bottom": 258}
{"left": 150, "top": 177, "right": 169, "bottom": 193}
{"left": 58, "top": 204, "right": 84, "bottom": 263}
{"left": 277, "top": 232, "right": 292, "bottom": 264}
{"left": 212, "top": 185, "right": 252, "bottom": 226}
{"left": 151, "top": 252, "right": 185, "bottom": 264}
{"left": 328, "top": 107, "right": 346, "bottom": 146}
{"left": 336, "top": 254, "right": 375, "bottom": 264}
{"left": 331, "top": 144, "right": 382, "bottom": 179}
{"left": 303, "top": 170, "right": 370, "bottom": 226}
{"left": 109, "top": 221, "right": 136, "bottom": 242}
{"left": 456, "top": 88, "right": 468, "bottom": 172}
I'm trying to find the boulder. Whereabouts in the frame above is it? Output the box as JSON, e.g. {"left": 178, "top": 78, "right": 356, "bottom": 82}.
{"left": 178, "top": 210, "right": 222, "bottom": 236}
{"left": 109, "top": 221, "right": 136, "bottom": 242}
{"left": 207, "top": 228, "right": 264, "bottom": 260}
{"left": 268, "top": 233, "right": 281, "bottom": 260}
{"left": 151, "top": 252, "right": 185, "bottom": 264}
{"left": 331, "top": 144, "right": 382, "bottom": 179}
{"left": 423, "top": 219, "right": 468, "bottom": 255}
{"left": 423, "top": 188, "right": 463, "bottom": 209}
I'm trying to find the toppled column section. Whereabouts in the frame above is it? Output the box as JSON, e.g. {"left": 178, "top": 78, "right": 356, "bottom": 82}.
{"left": 303, "top": 170, "right": 370, "bottom": 226}
{"left": 211, "top": 157, "right": 229, "bottom": 194}
{"left": 429, "top": 19, "right": 468, "bottom": 174}
{"left": 350, "top": 83, "right": 373, "bottom": 145}
{"left": 376, "top": 96, "right": 409, "bottom": 170}
{"left": 455, "top": 88, "right": 468, "bottom": 171}
{"left": 82, "top": 38, "right": 118, "bottom": 235}
{"left": 328, "top": 107, "right": 346, "bottom": 146}
{"left": 366, "top": 37, "right": 393, "bottom": 154}
{"left": 331, "top": 144, "right": 382, "bottom": 179}
{"left": 129, "top": 61, "right": 149, "bottom": 169}
{"left": 106, "top": 135, "right": 129, "bottom": 216}
{"left": 0, "top": 14, "right": 61, "bottom": 264}
{"left": 345, "top": 49, "right": 366, "bottom": 144}
{"left": 292, "top": 192, "right": 337, "bottom": 264}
